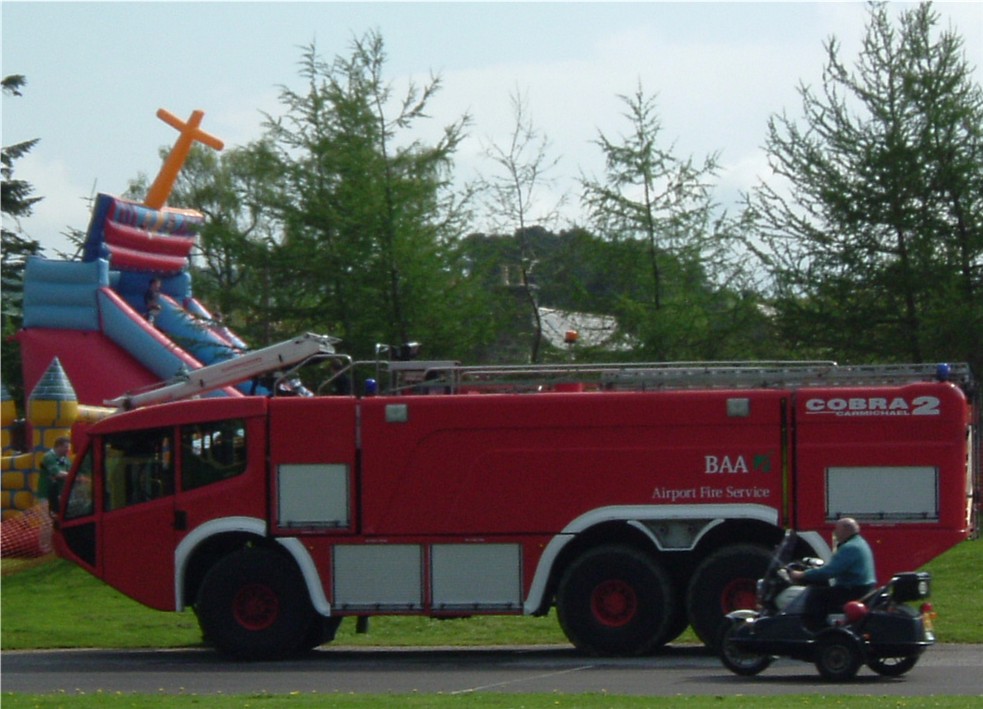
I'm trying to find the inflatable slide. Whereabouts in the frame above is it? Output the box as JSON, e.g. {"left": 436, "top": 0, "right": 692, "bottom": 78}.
{"left": 18, "top": 193, "right": 252, "bottom": 407}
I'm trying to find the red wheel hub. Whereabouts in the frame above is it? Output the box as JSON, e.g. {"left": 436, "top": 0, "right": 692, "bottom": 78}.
{"left": 232, "top": 583, "right": 280, "bottom": 631}
{"left": 591, "top": 580, "right": 638, "bottom": 627}
{"left": 720, "top": 578, "right": 757, "bottom": 613}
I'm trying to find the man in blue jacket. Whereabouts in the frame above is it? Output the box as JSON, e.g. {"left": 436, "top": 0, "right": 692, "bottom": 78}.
{"left": 790, "top": 517, "right": 877, "bottom": 629}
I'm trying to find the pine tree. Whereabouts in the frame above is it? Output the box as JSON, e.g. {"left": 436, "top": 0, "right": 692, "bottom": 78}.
{"left": 2, "top": 74, "right": 44, "bottom": 404}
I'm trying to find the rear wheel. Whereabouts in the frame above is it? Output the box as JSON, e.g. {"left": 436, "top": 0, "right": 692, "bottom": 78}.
{"left": 718, "top": 619, "right": 773, "bottom": 676}
{"left": 687, "top": 544, "right": 771, "bottom": 646}
{"left": 300, "top": 616, "right": 343, "bottom": 652}
{"left": 867, "top": 655, "right": 918, "bottom": 677}
{"left": 196, "top": 547, "right": 316, "bottom": 660}
{"left": 556, "top": 544, "right": 675, "bottom": 656}
{"left": 814, "top": 630, "right": 863, "bottom": 681}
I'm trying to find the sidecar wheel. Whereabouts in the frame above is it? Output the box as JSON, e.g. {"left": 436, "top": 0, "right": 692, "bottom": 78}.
{"left": 867, "top": 655, "right": 918, "bottom": 676}
{"left": 718, "top": 620, "right": 773, "bottom": 676}
{"left": 814, "top": 630, "right": 863, "bottom": 681}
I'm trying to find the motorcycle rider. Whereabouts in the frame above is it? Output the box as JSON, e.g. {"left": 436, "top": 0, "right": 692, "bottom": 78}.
{"left": 790, "top": 517, "right": 877, "bottom": 629}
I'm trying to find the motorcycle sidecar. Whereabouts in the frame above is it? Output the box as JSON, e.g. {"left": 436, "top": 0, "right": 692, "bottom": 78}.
{"left": 719, "top": 571, "right": 934, "bottom": 681}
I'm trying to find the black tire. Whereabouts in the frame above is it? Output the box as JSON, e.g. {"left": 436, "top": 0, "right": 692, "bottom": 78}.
{"left": 299, "top": 616, "right": 343, "bottom": 653}
{"left": 196, "top": 547, "right": 317, "bottom": 660}
{"left": 867, "top": 655, "right": 919, "bottom": 677}
{"left": 661, "top": 600, "right": 691, "bottom": 647}
{"left": 556, "top": 544, "right": 675, "bottom": 656}
{"left": 686, "top": 544, "right": 771, "bottom": 647}
{"left": 814, "top": 630, "right": 864, "bottom": 681}
{"left": 718, "top": 619, "right": 773, "bottom": 676}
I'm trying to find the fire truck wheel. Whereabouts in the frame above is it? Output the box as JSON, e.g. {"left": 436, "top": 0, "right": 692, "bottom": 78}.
{"left": 686, "top": 544, "right": 771, "bottom": 647}
{"left": 300, "top": 616, "right": 343, "bottom": 652}
{"left": 661, "top": 599, "right": 690, "bottom": 646}
{"left": 196, "top": 547, "right": 317, "bottom": 660}
{"left": 556, "top": 544, "right": 675, "bottom": 656}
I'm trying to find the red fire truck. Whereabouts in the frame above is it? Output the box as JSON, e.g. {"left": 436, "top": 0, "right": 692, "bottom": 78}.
{"left": 54, "top": 334, "right": 979, "bottom": 659}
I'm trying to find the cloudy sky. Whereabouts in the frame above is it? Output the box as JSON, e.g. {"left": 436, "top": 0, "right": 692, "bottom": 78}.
{"left": 4, "top": 1, "right": 981, "bottom": 255}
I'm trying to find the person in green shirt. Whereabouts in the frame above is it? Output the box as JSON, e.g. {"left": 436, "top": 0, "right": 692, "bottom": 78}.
{"left": 39, "top": 436, "right": 72, "bottom": 516}
{"left": 790, "top": 517, "right": 877, "bottom": 629}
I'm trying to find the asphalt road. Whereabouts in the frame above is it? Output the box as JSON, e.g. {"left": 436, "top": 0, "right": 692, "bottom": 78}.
{"left": 3, "top": 644, "right": 982, "bottom": 696}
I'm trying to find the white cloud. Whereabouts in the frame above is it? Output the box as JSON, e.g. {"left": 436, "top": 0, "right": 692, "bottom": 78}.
{"left": 6, "top": 0, "right": 979, "bottom": 248}
{"left": 10, "top": 152, "right": 92, "bottom": 257}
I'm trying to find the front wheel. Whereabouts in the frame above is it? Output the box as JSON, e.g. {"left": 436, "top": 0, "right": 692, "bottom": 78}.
{"left": 718, "top": 619, "right": 773, "bottom": 676}
{"left": 196, "top": 547, "right": 317, "bottom": 660}
{"left": 867, "top": 655, "right": 919, "bottom": 677}
{"left": 556, "top": 544, "right": 675, "bottom": 656}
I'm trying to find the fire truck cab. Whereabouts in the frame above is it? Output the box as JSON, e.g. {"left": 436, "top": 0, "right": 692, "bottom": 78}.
{"left": 54, "top": 334, "right": 979, "bottom": 659}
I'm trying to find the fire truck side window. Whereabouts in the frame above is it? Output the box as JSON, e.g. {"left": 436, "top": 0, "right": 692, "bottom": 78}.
{"left": 63, "top": 448, "right": 94, "bottom": 520}
{"left": 103, "top": 428, "right": 175, "bottom": 511}
{"left": 181, "top": 419, "right": 247, "bottom": 491}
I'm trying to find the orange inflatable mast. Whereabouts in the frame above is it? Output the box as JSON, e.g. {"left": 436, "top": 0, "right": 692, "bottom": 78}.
{"left": 144, "top": 109, "right": 225, "bottom": 210}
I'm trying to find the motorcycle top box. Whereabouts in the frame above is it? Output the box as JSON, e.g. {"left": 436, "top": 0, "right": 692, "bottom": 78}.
{"left": 890, "top": 572, "right": 931, "bottom": 602}
{"left": 719, "top": 530, "right": 936, "bottom": 681}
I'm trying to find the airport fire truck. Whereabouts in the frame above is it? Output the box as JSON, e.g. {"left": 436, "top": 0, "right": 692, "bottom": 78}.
{"left": 54, "top": 334, "right": 979, "bottom": 659}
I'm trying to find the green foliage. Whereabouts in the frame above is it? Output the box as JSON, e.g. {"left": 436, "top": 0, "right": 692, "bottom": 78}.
{"left": 1, "top": 74, "right": 43, "bottom": 405}
{"left": 580, "top": 85, "right": 765, "bottom": 361}
{"left": 167, "top": 141, "right": 295, "bottom": 346}
{"left": 458, "top": 226, "right": 779, "bottom": 363}
{"left": 164, "top": 35, "right": 498, "bottom": 362}
{"left": 256, "top": 35, "right": 479, "bottom": 359}
{"left": 748, "top": 2, "right": 983, "bottom": 374}
{"left": 479, "top": 90, "right": 567, "bottom": 362}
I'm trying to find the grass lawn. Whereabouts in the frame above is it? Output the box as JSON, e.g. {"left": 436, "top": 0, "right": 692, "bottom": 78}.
{"left": 2, "top": 539, "right": 980, "bottom": 706}
{"left": 2, "top": 540, "right": 980, "bottom": 650}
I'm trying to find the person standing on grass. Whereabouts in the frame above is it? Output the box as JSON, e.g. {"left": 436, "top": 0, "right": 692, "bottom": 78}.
{"left": 39, "top": 436, "right": 72, "bottom": 517}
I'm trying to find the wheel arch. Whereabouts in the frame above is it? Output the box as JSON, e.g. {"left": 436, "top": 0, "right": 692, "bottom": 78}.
{"left": 689, "top": 518, "right": 785, "bottom": 564}
{"left": 524, "top": 504, "right": 781, "bottom": 615}
{"left": 534, "top": 520, "right": 657, "bottom": 615}
{"left": 175, "top": 516, "right": 330, "bottom": 616}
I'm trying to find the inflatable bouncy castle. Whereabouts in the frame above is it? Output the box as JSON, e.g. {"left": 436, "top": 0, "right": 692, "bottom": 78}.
{"left": 1, "top": 109, "right": 250, "bottom": 539}
{"left": 18, "top": 195, "right": 248, "bottom": 405}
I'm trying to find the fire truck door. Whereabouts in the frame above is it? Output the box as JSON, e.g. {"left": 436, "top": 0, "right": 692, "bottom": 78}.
{"left": 98, "top": 426, "right": 179, "bottom": 612}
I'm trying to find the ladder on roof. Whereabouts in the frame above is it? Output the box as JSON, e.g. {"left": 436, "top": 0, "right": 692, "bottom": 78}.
{"left": 106, "top": 332, "right": 338, "bottom": 409}
{"left": 390, "top": 360, "right": 975, "bottom": 395}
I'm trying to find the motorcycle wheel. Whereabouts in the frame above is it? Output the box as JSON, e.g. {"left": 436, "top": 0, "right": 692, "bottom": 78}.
{"left": 867, "top": 655, "right": 919, "bottom": 676}
{"left": 814, "top": 630, "right": 863, "bottom": 681}
{"left": 718, "top": 620, "right": 773, "bottom": 676}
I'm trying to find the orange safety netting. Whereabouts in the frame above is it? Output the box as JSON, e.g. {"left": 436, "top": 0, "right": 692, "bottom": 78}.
{"left": 0, "top": 505, "right": 53, "bottom": 558}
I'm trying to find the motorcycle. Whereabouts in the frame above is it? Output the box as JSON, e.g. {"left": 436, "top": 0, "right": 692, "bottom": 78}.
{"left": 718, "top": 530, "right": 935, "bottom": 681}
